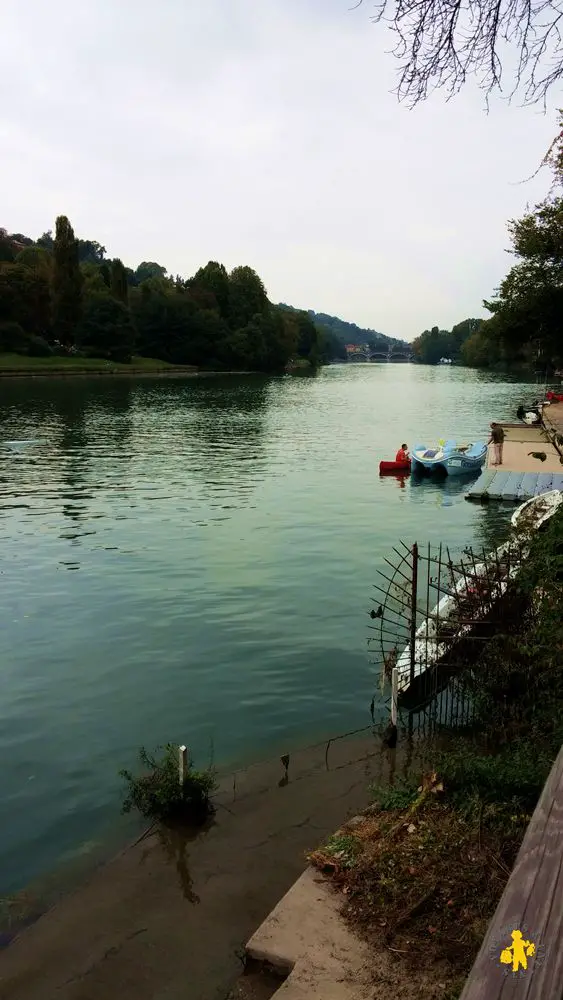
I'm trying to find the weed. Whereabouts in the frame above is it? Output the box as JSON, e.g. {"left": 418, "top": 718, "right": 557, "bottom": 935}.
{"left": 119, "top": 744, "right": 217, "bottom": 825}
{"left": 370, "top": 777, "right": 419, "bottom": 811}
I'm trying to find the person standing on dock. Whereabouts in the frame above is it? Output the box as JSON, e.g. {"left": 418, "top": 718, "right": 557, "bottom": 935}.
{"left": 488, "top": 423, "right": 505, "bottom": 466}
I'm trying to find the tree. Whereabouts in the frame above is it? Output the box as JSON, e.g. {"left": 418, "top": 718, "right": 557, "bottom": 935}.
{"left": 0, "top": 263, "right": 51, "bottom": 340}
{"left": 130, "top": 284, "right": 228, "bottom": 366}
{"left": 15, "top": 245, "right": 52, "bottom": 278}
{"left": 190, "top": 261, "right": 230, "bottom": 318}
{"left": 476, "top": 122, "right": 563, "bottom": 370}
{"left": 81, "top": 262, "right": 109, "bottom": 294}
{"left": 461, "top": 326, "right": 501, "bottom": 367}
{"left": 135, "top": 261, "right": 167, "bottom": 284}
{"left": 450, "top": 318, "right": 482, "bottom": 354}
{"left": 0, "top": 229, "right": 15, "bottom": 263}
{"left": 412, "top": 325, "right": 453, "bottom": 364}
{"left": 315, "top": 324, "right": 348, "bottom": 361}
{"left": 228, "top": 266, "right": 268, "bottom": 328}
{"left": 77, "top": 239, "right": 106, "bottom": 265}
{"left": 0, "top": 321, "right": 29, "bottom": 353}
{"left": 110, "top": 258, "right": 129, "bottom": 304}
{"left": 354, "top": 0, "right": 563, "bottom": 105}
{"left": 77, "top": 293, "right": 135, "bottom": 362}
{"left": 37, "top": 230, "right": 54, "bottom": 250}
{"left": 482, "top": 259, "right": 563, "bottom": 367}
{"left": 51, "top": 215, "right": 83, "bottom": 346}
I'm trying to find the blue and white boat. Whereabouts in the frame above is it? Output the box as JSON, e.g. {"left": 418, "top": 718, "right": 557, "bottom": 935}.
{"left": 411, "top": 440, "right": 487, "bottom": 476}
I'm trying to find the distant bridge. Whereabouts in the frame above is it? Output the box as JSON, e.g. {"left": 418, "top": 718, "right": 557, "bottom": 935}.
{"left": 346, "top": 349, "right": 414, "bottom": 362}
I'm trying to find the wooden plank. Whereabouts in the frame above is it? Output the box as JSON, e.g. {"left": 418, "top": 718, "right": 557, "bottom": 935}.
{"left": 503, "top": 472, "right": 526, "bottom": 501}
{"left": 465, "top": 470, "right": 496, "bottom": 499}
{"left": 460, "top": 745, "right": 563, "bottom": 1000}
{"left": 485, "top": 471, "right": 512, "bottom": 498}
{"left": 533, "top": 473, "right": 554, "bottom": 496}
{"left": 517, "top": 473, "right": 540, "bottom": 499}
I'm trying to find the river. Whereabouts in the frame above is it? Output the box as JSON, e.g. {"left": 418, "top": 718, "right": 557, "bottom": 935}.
{"left": 0, "top": 364, "right": 540, "bottom": 895}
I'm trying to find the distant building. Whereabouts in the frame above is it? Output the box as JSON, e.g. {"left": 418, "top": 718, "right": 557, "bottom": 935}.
{"left": 345, "top": 343, "right": 370, "bottom": 355}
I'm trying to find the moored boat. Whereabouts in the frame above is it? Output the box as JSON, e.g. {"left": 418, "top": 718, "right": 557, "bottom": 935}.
{"left": 411, "top": 440, "right": 487, "bottom": 476}
{"left": 395, "top": 489, "right": 563, "bottom": 695}
{"left": 379, "top": 459, "right": 411, "bottom": 475}
{"left": 516, "top": 404, "right": 542, "bottom": 425}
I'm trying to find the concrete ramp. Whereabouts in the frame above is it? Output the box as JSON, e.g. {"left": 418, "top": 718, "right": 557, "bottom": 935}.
{"left": 245, "top": 866, "right": 372, "bottom": 999}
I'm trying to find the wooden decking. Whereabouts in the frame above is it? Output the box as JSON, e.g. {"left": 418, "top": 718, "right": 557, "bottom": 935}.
{"left": 466, "top": 422, "right": 563, "bottom": 502}
{"left": 543, "top": 402, "right": 563, "bottom": 447}
{"left": 466, "top": 469, "right": 563, "bottom": 502}
{"left": 460, "top": 745, "right": 563, "bottom": 998}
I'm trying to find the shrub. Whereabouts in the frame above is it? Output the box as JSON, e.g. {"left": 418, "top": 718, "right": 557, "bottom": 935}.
{"left": 119, "top": 744, "right": 217, "bottom": 825}
{"left": 0, "top": 321, "right": 29, "bottom": 354}
{"left": 27, "top": 335, "right": 53, "bottom": 357}
{"left": 369, "top": 777, "right": 419, "bottom": 811}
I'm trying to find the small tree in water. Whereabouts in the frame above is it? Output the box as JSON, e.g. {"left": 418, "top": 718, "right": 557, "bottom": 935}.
{"left": 119, "top": 744, "right": 217, "bottom": 825}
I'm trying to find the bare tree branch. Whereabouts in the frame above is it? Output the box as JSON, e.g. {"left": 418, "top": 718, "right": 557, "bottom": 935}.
{"left": 354, "top": 0, "right": 563, "bottom": 105}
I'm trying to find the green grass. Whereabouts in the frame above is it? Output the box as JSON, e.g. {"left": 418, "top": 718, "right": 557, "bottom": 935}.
{"left": 0, "top": 353, "right": 194, "bottom": 372}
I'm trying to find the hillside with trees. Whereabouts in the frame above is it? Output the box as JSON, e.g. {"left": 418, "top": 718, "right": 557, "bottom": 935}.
{"left": 279, "top": 305, "right": 408, "bottom": 356}
{"left": 0, "top": 220, "right": 327, "bottom": 372}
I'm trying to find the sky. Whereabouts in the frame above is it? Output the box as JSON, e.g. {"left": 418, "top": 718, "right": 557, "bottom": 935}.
{"left": 1, "top": 0, "right": 558, "bottom": 341}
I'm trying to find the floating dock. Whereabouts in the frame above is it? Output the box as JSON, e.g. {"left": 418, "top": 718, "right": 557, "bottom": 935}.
{"left": 465, "top": 418, "right": 563, "bottom": 502}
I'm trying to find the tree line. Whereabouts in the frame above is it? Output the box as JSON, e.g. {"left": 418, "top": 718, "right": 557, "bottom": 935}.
{"left": 412, "top": 113, "right": 563, "bottom": 373}
{"left": 0, "top": 217, "right": 334, "bottom": 371}
{"left": 411, "top": 319, "right": 483, "bottom": 365}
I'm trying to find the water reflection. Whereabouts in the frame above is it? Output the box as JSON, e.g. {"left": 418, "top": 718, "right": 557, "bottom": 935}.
{"left": 181, "top": 377, "right": 271, "bottom": 486}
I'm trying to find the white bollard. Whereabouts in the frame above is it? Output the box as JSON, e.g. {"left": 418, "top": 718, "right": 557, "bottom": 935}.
{"left": 391, "top": 668, "right": 398, "bottom": 727}
{"left": 179, "top": 745, "right": 188, "bottom": 787}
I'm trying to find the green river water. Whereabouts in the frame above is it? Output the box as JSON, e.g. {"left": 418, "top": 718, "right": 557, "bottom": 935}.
{"left": 0, "top": 364, "right": 540, "bottom": 894}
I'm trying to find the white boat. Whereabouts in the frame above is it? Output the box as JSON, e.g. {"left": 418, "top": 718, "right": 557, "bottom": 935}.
{"left": 510, "top": 489, "right": 562, "bottom": 532}
{"left": 516, "top": 404, "right": 542, "bottom": 425}
{"left": 395, "top": 490, "right": 562, "bottom": 694}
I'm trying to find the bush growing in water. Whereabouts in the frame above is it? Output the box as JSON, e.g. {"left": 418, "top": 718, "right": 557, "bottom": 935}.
{"left": 119, "top": 744, "right": 217, "bottom": 824}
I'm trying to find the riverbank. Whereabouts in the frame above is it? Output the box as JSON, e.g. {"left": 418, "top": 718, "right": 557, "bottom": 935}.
{"left": 0, "top": 732, "right": 416, "bottom": 1000}
{"left": 0, "top": 354, "right": 312, "bottom": 378}
{"left": 0, "top": 355, "right": 198, "bottom": 378}
{"left": 304, "top": 498, "right": 563, "bottom": 997}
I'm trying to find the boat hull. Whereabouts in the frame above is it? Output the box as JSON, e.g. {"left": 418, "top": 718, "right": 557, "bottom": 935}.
{"left": 379, "top": 460, "right": 411, "bottom": 475}
{"left": 395, "top": 489, "right": 562, "bottom": 698}
{"left": 442, "top": 453, "right": 487, "bottom": 476}
{"left": 412, "top": 442, "right": 486, "bottom": 477}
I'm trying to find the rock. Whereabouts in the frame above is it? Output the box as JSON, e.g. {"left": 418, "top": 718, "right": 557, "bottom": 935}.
{"left": 345, "top": 815, "right": 364, "bottom": 829}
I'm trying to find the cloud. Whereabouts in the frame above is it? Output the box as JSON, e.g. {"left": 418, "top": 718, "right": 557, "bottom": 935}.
{"left": 0, "top": 0, "right": 557, "bottom": 339}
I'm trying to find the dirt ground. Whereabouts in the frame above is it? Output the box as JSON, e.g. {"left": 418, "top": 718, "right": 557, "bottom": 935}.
{"left": 0, "top": 732, "right": 417, "bottom": 1000}
{"left": 308, "top": 776, "right": 527, "bottom": 1000}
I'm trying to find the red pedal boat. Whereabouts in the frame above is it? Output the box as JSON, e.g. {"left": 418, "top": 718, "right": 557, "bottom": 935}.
{"left": 379, "top": 459, "right": 411, "bottom": 475}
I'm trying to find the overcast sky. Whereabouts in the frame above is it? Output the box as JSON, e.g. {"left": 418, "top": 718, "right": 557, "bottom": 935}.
{"left": 1, "top": 0, "right": 557, "bottom": 341}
